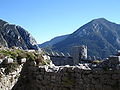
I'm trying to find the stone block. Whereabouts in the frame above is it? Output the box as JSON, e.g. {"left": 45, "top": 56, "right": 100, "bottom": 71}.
{"left": 94, "top": 85, "right": 102, "bottom": 90}
{"left": 36, "top": 75, "right": 43, "bottom": 80}
{"left": 112, "top": 74, "right": 120, "bottom": 80}
{"left": 103, "top": 85, "right": 112, "bottom": 90}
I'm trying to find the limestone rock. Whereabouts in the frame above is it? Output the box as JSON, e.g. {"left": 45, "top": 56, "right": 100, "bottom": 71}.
{"left": 0, "top": 19, "right": 40, "bottom": 50}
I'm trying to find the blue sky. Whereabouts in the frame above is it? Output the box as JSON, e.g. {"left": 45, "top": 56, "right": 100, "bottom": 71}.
{"left": 0, "top": 0, "right": 120, "bottom": 44}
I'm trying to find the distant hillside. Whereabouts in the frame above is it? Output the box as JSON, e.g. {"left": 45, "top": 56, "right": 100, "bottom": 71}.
{"left": 39, "top": 34, "right": 69, "bottom": 48}
{"left": 0, "top": 19, "right": 39, "bottom": 50}
{"left": 40, "top": 18, "right": 120, "bottom": 58}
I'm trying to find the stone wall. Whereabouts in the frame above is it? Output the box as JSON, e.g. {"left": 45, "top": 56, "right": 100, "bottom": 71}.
{"left": 51, "top": 56, "right": 74, "bottom": 66}
{"left": 12, "top": 61, "right": 120, "bottom": 90}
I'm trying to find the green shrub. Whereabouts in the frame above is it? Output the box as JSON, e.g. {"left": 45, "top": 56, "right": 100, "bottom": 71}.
{"left": 17, "top": 53, "right": 27, "bottom": 60}
{"left": 0, "top": 48, "right": 51, "bottom": 66}
{"left": 26, "top": 52, "right": 37, "bottom": 61}
{"left": 0, "top": 50, "right": 18, "bottom": 59}
{"left": 92, "top": 60, "right": 101, "bottom": 64}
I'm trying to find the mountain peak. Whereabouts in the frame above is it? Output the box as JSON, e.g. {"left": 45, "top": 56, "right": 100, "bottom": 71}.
{"left": 45, "top": 18, "right": 120, "bottom": 58}
{"left": 91, "top": 18, "right": 109, "bottom": 23}
{"left": 93, "top": 18, "right": 107, "bottom": 21}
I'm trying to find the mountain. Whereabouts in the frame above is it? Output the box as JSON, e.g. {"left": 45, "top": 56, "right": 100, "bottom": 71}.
{"left": 0, "top": 19, "right": 39, "bottom": 50}
{"left": 40, "top": 18, "right": 120, "bottom": 58}
{"left": 39, "top": 34, "right": 69, "bottom": 48}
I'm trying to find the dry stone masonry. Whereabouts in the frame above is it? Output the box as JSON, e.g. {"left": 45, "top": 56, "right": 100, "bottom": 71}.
{"left": 12, "top": 60, "right": 120, "bottom": 90}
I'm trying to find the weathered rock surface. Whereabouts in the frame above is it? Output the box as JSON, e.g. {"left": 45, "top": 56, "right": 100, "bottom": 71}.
{"left": 0, "top": 65, "right": 22, "bottom": 90}
{"left": 0, "top": 19, "right": 39, "bottom": 50}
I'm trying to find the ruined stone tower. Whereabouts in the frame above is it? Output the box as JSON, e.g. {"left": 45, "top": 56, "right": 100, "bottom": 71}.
{"left": 72, "top": 45, "right": 87, "bottom": 65}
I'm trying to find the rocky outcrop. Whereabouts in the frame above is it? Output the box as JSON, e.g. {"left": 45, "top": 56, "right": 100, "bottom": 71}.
{"left": 0, "top": 19, "right": 39, "bottom": 50}
{"left": 0, "top": 65, "right": 22, "bottom": 90}
{"left": 0, "top": 47, "right": 50, "bottom": 90}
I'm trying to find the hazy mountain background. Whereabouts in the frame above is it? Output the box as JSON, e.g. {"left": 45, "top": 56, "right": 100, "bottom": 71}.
{"left": 39, "top": 18, "right": 120, "bottom": 58}
{"left": 39, "top": 34, "right": 69, "bottom": 48}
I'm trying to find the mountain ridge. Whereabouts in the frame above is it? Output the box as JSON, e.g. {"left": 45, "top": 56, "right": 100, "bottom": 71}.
{"left": 40, "top": 18, "right": 120, "bottom": 58}
{"left": 0, "top": 19, "right": 40, "bottom": 50}
{"left": 39, "top": 34, "right": 69, "bottom": 48}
